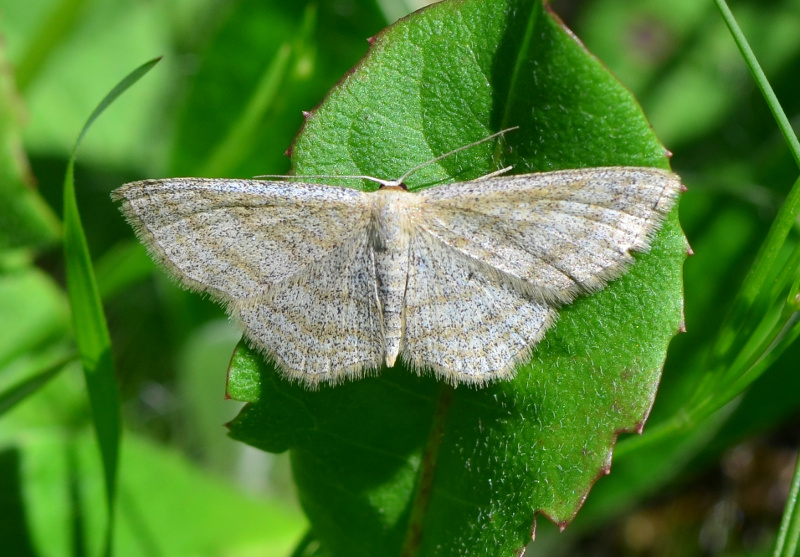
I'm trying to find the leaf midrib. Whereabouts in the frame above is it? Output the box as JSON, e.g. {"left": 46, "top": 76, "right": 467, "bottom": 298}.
{"left": 400, "top": 383, "right": 454, "bottom": 557}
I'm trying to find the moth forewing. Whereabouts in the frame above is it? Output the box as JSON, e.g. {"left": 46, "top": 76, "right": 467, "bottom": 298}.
{"left": 416, "top": 166, "right": 682, "bottom": 303}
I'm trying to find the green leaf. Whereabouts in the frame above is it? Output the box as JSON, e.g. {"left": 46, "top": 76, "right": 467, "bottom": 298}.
{"left": 6, "top": 427, "right": 307, "bottom": 557}
{"left": 0, "top": 350, "right": 73, "bottom": 417}
{"left": 13, "top": 0, "right": 89, "bottom": 92}
{"left": 199, "top": 3, "right": 320, "bottom": 178}
{"left": 0, "top": 265, "right": 72, "bottom": 414}
{"left": 111, "top": 435, "right": 307, "bottom": 557}
{"left": 0, "top": 265, "right": 69, "bottom": 369}
{"left": 94, "top": 240, "right": 154, "bottom": 301}
{"left": 226, "top": 0, "right": 686, "bottom": 555}
{"left": 3, "top": 0, "right": 177, "bottom": 168}
{"left": 168, "top": 0, "right": 387, "bottom": 179}
{"left": 0, "top": 32, "right": 59, "bottom": 251}
{"left": 63, "top": 56, "right": 160, "bottom": 556}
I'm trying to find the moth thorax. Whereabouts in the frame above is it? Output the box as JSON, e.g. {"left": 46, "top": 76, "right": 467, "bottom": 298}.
{"left": 372, "top": 187, "right": 419, "bottom": 248}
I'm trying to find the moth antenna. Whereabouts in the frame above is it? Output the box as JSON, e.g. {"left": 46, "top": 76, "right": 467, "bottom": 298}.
{"left": 254, "top": 127, "right": 519, "bottom": 188}
{"left": 394, "top": 127, "right": 519, "bottom": 185}
{"left": 254, "top": 173, "right": 395, "bottom": 187}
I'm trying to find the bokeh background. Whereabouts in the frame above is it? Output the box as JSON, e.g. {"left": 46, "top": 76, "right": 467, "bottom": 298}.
{"left": 1, "top": 0, "right": 798, "bottom": 555}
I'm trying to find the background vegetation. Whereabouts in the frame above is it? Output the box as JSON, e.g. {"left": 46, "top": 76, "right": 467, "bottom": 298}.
{"left": 0, "top": 0, "right": 798, "bottom": 555}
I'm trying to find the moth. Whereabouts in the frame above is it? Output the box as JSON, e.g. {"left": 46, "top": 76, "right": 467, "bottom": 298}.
{"left": 112, "top": 130, "right": 681, "bottom": 387}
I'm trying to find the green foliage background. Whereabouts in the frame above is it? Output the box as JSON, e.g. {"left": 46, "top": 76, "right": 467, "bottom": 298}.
{"left": 0, "top": 0, "right": 799, "bottom": 556}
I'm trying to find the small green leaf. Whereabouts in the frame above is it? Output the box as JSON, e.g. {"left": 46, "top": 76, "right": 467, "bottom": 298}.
{"left": 227, "top": 0, "right": 685, "bottom": 554}
{"left": 0, "top": 351, "right": 73, "bottom": 417}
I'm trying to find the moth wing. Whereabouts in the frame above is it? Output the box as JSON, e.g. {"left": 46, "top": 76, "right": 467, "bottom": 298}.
{"left": 417, "top": 167, "right": 681, "bottom": 303}
{"left": 113, "top": 178, "right": 384, "bottom": 385}
{"left": 112, "top": 178, "right": 370, "bottom": 302}
{"left": 236, "top": 231, "right": 385, "bottom": 386}
{"left": 402, "top": 230, "right": 555, "bottom": 385}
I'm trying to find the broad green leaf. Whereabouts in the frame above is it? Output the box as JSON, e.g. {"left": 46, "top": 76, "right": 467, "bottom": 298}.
{"left": 226, "top": 0, "right": 686, "bottom": 555}
{"left": 0, "top": 33, "right": 59, "bottom": 251}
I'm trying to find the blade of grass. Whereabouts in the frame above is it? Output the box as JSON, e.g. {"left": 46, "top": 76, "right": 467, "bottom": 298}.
{"left": 712, "top": 0, "right": 800, "bottom": 166}
{"left": 200, "top": 42, "right": 292, "bottom": 176}
{"left": 734, "top": 313, "right": 800, "bottom": 392}
{"left": 63, "top": 56, "right": 161, "bottom": 556}
{"left": 707, "top": 0, "right": 800, "bottom": 376}
{"left": 201, "top": 5, "right": 317, "bottom": 177}
{"left": 723, "top": 237, "right": 800, "bottom": 384}
{"left": 688, "top": 0, "right": 800, "bottom": 405}
{"left": 774, "top": 453, "right": 800, "bottom": 557}
{"left": 618, "top": 0, "right": 800, "bottom": 457}
{"left": 94, "top": 240, "right": 153, "bottom": 300}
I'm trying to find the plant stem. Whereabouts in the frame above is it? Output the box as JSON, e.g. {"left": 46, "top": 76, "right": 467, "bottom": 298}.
{"left": 698, "top": 0, "right": 800, "bottom": 409}
{"left": 773, "top": 451, "right": 800, "bottom": 557}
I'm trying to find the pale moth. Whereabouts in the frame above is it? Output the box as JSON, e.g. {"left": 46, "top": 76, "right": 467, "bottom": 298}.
{"left": 112, "top": 129, "right": 682, "bottom": 387}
